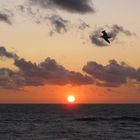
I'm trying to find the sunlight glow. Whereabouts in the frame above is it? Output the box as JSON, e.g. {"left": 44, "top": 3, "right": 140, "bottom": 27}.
{"left": 67, "top": 95, "right": 75, "bottom": 103}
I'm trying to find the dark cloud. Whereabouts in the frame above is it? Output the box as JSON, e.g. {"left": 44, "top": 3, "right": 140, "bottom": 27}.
{"left": 90, "top": 25, "right": 135, "bottom": 47}
{"left": 14, "top": 57, "right": 93, "bottom": 87}
{"left": 0, "top": 47, "right": 93, "bottom": 89}
{"left": 90, "top": 27, "right": 107, "bottom": 47}
{"left": 16, "top": 1, "right": 94, "bottom": 35}
{"left": 136, "top": 68, "right": 140, "bottom": 81}
{"left": 0, "top": 12, "right": 12, "bottom": 25}
{"left": 0, "top": 68, "right": 24, "bottom": 89}
{"left": 29, "top": 0, "right": 94, "bottom": 14}
{"left": 1, "top": 47, "right": 140, "bottom": 89}
{"left": 0, "top": 46, "right": 18, "bottom": 60}
{"left": 49, "top": 15, "right": 68, "bottom": 34}
{"left": 83, "top": 59, "right": 140, "bottom": 87}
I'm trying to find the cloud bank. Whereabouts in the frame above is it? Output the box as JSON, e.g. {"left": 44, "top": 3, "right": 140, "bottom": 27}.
{"left": 0, "top": 47, "right": 93, "bottom": 89}
{"left": 83, "top": 59, "right": 140, "bottom": 87}
{"left": 1, "top": 47, "right": 140, "bottom": 89}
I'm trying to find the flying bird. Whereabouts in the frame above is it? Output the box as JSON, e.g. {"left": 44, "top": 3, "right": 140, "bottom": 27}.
{"left": 101, "top": 30, "right": 111, "bottom": 44}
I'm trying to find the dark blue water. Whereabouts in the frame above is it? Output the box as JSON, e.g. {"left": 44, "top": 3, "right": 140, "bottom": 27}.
{"left": 0, "top": 104, "right": 140, "bottom": 140}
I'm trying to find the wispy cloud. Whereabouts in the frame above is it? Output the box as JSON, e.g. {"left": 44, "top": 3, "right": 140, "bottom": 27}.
{"left": 0, "top": 12, "right": 12, "bottom": 25}
{"left": 49, "top": 15, "right": 68, "bottom": 34}
{"left": 90, "top": 24, "right": 135, "bottom": 47}
{"left": 0, "top": 46, "right": 18, "bottom": 60}
{"left": 17, "top": 1, "right": 93, "bottom": 35}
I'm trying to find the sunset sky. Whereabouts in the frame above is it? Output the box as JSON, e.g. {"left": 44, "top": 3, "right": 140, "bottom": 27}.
{"left": 0, "top": 0, "right": 140, "bottom": 103}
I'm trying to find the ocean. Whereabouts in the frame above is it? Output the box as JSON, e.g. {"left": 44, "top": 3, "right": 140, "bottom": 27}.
{"left": 0, "top": 104, "right": 140, "bottom": 140}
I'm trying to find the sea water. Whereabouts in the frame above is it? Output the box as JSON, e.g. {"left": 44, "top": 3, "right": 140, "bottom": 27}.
{"left": 0, "top": 104, "right": 140, "bottom": 140}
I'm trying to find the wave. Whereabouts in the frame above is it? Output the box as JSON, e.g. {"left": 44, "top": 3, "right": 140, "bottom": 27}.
{"left": 74, "top": 116, "right": 140, "bottom": 122}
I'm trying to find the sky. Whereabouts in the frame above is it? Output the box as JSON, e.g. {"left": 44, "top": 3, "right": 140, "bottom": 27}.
{"left": 0, "top": 0, "right": 140, "bottom": 104}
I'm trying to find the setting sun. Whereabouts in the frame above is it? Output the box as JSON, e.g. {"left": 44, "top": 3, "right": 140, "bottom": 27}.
{"left": 67, "top": 96, "right": 76, "bottom": 103}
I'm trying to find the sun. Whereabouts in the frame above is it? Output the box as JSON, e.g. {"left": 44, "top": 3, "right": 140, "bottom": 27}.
{"left": 67, "top": 95, "right": 76, "bottom": 103}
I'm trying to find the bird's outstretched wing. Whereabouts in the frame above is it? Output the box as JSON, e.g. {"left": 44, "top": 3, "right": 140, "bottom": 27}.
{"left": 104, "top": 37, "right": 110, "bottom": 44}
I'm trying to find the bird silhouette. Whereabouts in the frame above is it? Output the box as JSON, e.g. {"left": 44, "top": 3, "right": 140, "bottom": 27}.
{"left": 101, "top": 30, "right": 111, "bottom": 44}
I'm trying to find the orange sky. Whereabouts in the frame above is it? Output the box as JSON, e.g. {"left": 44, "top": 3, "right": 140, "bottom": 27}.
{"left": 0, "top": 0, "right": 140, "bottom": 103}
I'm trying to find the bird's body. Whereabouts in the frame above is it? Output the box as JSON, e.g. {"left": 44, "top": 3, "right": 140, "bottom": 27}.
{"left": 101, "top": 30, "right": 111, "bottom": 44}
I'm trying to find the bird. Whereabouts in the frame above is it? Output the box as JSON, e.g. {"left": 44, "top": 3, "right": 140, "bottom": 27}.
{"left": 101, "top": 30, "right": 111, "bottom": 44}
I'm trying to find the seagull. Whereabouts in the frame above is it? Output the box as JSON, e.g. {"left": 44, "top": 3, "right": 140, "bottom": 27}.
{"left": 101, "top": 30, "right": 111, "bottom": 44}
